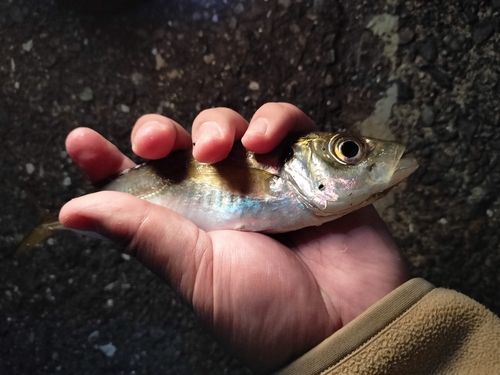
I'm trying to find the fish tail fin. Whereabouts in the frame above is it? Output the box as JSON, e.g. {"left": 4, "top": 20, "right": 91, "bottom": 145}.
{"left": 15, "top": 216, "right": 64, "bottom": 257}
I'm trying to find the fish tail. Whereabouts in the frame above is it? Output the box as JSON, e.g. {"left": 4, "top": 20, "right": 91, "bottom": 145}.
{"left": 15, "top": 217, "right": 64, "bottom": 256}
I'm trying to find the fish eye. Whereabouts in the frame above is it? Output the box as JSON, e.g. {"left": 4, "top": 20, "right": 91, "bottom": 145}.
{"left": 330, "top": 136, "right": 366, "bottom": 165}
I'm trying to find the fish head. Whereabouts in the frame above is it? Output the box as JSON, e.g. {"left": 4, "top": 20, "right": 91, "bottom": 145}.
{"left": 284, "top": 132, "right": 418, "bottom": 217}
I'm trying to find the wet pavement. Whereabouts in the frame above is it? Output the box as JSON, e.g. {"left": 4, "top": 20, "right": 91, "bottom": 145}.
{"left": 1, "top": 0, "right": 499, "bottom": 373}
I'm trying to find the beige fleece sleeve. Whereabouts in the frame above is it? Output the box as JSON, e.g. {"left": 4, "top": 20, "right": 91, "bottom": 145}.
{"left": 275, "top": 278, "right": 500, "bottom": 375}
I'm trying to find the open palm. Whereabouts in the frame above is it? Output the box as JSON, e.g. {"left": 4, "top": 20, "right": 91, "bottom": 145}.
{"left": 60, "top": 103, "right": 408, "bottom": 374}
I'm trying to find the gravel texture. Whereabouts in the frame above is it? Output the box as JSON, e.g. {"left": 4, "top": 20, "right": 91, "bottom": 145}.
{"left": 1, "top": 0, "right": 499, "bottom": 373}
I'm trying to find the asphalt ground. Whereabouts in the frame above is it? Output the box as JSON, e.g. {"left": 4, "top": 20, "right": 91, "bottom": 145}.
{"left": 1, "top": 0, "right": 499, "bottom": 373}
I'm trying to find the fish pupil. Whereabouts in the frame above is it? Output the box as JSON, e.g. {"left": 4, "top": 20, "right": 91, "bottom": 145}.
{"left": 340, "top": 141, "right": 360, "bottom": 158}
{"left": 318, "top": 184, "right": 325, "bottom": 191}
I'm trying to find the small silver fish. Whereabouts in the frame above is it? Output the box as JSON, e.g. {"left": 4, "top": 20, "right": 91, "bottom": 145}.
{"left": 17, "top": 132, "right": 418, "bottom": 253}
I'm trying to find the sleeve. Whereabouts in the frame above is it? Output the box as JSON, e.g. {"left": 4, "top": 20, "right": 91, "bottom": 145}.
{"left": 274, "top": 278, "right": 500, "bottom": 375}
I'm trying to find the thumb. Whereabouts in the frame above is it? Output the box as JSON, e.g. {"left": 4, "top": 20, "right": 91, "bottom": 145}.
{"left": 59, "top": 191, "right": 213, "bottom": 302}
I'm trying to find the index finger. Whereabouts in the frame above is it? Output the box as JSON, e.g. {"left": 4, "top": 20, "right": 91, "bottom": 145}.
{"left": 66, "top": 127, "right": 135, "bottom": 184}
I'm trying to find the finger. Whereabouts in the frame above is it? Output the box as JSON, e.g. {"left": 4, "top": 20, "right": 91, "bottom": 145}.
{"left": 242, "top": 102, "right": 318, "bottom": 154}
{"left": 59, "top": 191, "right": 212, "bottom": 302}
{"left": 191, "top": 108, "right": 249, "bottom": 163}
{"left": 66, "top": 127, "right": 135, "bottom": 184}
{"left": 131, "top": 114, "right": 192, "bottom": 160}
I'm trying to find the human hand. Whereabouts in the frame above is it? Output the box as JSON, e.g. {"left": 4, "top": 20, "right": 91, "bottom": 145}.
{"left": 60, "top": 103, "right": 409, "bottom": 374}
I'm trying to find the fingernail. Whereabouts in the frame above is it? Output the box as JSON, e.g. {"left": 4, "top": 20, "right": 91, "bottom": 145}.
{"left": 61, "top": 213, "right": 98, "bottom": 233}
{"left": 246, "top": 117, "right": 269, "bottom": 137}
{"left": 194, "top": 121, "right": 222, "bottom": 145}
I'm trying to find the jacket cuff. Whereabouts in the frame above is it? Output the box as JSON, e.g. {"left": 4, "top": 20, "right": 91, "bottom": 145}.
{"left": 274, "top": 278, "right": 434, "bottom": 375}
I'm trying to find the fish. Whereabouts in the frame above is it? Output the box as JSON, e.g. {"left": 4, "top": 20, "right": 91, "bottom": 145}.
{"left": 17, "top": 132, "right": 418, "bottom": 254}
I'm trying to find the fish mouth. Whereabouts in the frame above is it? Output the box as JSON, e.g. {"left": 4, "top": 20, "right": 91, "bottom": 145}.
{"left": 360, "top": 153, "right": 418, "bottom": 207}
{"left": 389, "top": 153, "right": 419, "bottom": 185}
{"left": 368, "top": 144, "right": 419, "bottom": 187}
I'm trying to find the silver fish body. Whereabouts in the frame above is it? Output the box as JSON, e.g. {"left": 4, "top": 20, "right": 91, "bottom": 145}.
{"left": 102, "top": 132, "right": 418, "bottom": 233}
{"left": 16, "top": 132, "right": 418, "bottom": 254}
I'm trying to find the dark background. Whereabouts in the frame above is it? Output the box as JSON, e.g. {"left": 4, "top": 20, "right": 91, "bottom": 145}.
{"left": 1, "top": 0, "right": 499, "bottom": 373}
